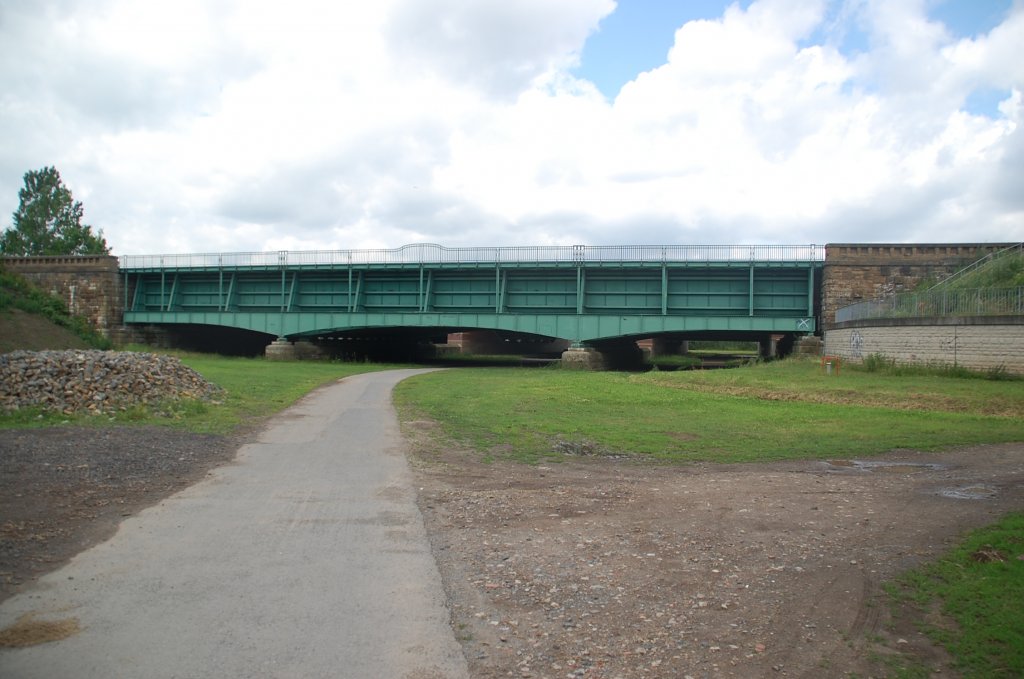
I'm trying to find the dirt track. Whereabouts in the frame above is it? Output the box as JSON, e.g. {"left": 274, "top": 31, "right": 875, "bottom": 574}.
{"left": 409, "top": 436, "right": 1024, "bottom": 678}
{"left": 2, "top": 422, "right": 1023, "bottom": 677}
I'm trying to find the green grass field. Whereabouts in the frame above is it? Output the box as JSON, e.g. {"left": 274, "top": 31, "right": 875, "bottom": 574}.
{"left": 6, "top": 352, "right": 1021, "bottom": 457}
{"left": 393, "top": 358, "right": 1024, "bottom": 463}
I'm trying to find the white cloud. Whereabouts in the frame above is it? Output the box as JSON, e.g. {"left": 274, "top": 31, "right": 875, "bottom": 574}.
{"left": 0, "top": 0, "right": 1021, "bottom": 256}
{"left": 384, "top": 0, "right": 613, "bottom": 98}
{"left": 433, "top": 0, "right": 1022, "bottom": 245}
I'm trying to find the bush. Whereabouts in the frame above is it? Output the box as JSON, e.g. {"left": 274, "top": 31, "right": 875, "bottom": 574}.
{"left": 858, "top": 352, "right": 1017, "bottom": 381}
{"left": 861, "top": 353, "right": 894, "bottom": 372}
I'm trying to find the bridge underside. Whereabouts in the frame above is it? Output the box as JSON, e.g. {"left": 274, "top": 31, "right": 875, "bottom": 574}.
{"left": 122, "top": 310, "right": 813, "bottom": 343}
{"left": 122, "top": 260, "right": 819, "bottom": 346}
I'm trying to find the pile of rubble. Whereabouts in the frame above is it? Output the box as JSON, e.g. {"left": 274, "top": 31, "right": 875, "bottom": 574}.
{"left": 0, "top": 350, "right": 223, "bottom": 415}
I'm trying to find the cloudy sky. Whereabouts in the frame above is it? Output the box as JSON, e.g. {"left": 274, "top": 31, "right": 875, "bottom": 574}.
{"left": 1, "top": 0, "right": 1021, "bottom": 255}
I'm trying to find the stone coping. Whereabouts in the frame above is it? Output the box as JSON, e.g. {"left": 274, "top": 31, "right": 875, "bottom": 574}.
{"left": 832, "top": 315, "right": 1024, "bottom": 330}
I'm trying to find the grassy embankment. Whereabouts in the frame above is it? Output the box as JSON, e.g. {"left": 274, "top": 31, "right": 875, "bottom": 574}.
{"left": 0, "top": 267, "right": 110, "bottom": 351}
{"left": 925, "top": 246, "right": 1024, "bottom": 290}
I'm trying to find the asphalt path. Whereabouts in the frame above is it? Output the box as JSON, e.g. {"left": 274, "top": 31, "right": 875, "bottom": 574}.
{"left": 0, "top": 369, "right": 469, "bottom": 679}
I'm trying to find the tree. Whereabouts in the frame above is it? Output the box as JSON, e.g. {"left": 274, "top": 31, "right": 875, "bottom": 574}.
{"left": 0, "top": 166, "right": 110, "bottom": 256}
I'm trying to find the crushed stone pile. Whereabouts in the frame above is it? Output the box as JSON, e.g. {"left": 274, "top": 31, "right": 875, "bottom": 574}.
{"left": 0, "top": 350, "right": 223, "bottom": 415}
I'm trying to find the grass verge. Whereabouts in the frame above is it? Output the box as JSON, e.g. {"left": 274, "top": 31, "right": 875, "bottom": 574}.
{"left": 393, "top": 357, "right": 1024, "bottom": 463}
{"left": 885, "top": 513, "right": 1024, "bottom": 677}
{"left": 167, "top": 353, "right": 401, "bottom": 434}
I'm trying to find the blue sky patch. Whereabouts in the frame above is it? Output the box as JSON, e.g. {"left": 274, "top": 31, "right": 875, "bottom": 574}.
{"left": 930, "top": 0, "right": 1012, "bottom": 38}
{"left": 965, "top": 87, "right": 1012, "bottom": 118}
{"left": 577, "top": 0, "right": 1013, "bottom": 101}
{"left": 574, "top": 0, "right": 753, "bottom": 99}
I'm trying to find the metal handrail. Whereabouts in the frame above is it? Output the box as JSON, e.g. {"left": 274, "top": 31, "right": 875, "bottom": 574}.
{"left": 924, "top": 242, "right": 1023, "bottom": 291}
{"left": 836, "top": 286, "right": 1024, "bottom": 323}
{"left": 119, "top": 243, "right": 824, "bottom": 269}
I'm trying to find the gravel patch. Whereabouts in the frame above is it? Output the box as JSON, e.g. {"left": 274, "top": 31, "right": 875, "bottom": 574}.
{"left": 0, "top": 350, "right": 221, "bottom": 415}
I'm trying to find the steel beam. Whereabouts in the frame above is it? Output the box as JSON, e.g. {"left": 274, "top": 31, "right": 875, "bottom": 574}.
{"left": 122, "top": 254, "right": 822, "bottom": 344}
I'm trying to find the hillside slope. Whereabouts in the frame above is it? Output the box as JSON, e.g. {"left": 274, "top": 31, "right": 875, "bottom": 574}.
{"left": 944, "top": 246, "right": 1024, "bottom": 290}
{"left": 0, "top": 308, "right": 91, "bottom": 353}
{"left": 1, "top": 266, "right": 108, "bottom": 353}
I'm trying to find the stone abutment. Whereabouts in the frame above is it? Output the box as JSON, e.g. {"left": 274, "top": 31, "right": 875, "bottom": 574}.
{"left": 1, "top": 255, "right": 124, "bottom": 339}
{"left": 822, "top": 243, "right": 1013, "bottom": 329}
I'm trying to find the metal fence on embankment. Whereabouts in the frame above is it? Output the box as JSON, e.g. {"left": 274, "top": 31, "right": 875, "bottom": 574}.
{"left": 836, "top": 287, "right": 1024, "bottom": 323}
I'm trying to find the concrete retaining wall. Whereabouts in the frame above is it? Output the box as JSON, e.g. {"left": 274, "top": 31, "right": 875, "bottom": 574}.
{"left": 825, "top": 317, "right": 1024, "bottom": 375}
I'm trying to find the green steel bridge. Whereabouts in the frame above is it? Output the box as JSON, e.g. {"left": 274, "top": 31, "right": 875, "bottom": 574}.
{"left": 120, "top": 244, "right": 823, "bottom": 347}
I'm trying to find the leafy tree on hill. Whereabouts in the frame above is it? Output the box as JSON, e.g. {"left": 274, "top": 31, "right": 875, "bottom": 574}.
{"left": 0, "top": 166, "right": 110, "bottom": 256}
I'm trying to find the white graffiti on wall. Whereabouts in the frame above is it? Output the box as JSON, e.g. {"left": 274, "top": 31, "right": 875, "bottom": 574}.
{"left": 850, "top": 330, "right": 864, "bottom": 357}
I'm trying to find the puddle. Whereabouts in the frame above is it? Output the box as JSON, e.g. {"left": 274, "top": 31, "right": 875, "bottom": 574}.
{"left": 824, "top": 461, "right": 997, "bottom": 501}
{"left": 826, "top": 460, "right": 947, "bottom": 473}
{"left": 939, "top": 485, "right": 998, "bottom": 500}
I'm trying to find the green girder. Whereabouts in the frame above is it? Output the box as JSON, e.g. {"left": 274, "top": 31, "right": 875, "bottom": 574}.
{"left": 122, "top": 260, "right": 820, "bottom": 343}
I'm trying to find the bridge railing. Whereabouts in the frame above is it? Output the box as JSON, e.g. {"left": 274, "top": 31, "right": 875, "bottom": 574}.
{"left": 120, "top": 244, "right": 824, "bottom": 269}
{"left": 835, "top": 287, "right": 1024, "bottom": 323}
{"left": 923, "top": 242, "right": 1023, "bottom": 291}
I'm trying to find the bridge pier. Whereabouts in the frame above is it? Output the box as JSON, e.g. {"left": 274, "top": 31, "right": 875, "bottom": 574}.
{"left": 265, "top": 339, "right": 327, "bottom": 361}
{"left": 560, "top": 346, "right": 606, "bottom": 370}
{"left": 561, "top": 340, "right": 645, "bottom": 371}
{"left": 758, "top": 334, "right": 798, "bottom": 360}
{"left": 265, "top": 339, "right": 295, "bottom": 360}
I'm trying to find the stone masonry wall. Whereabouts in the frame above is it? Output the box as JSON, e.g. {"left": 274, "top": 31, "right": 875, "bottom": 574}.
{"left": 1, "top": 255, "right": 123, "bottom": 338}
{"left": 822, "top": 243, "right": 1012, "bottom": 330}
{"left": 824, "top": 317, "right": 1024, "bottom": 375}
